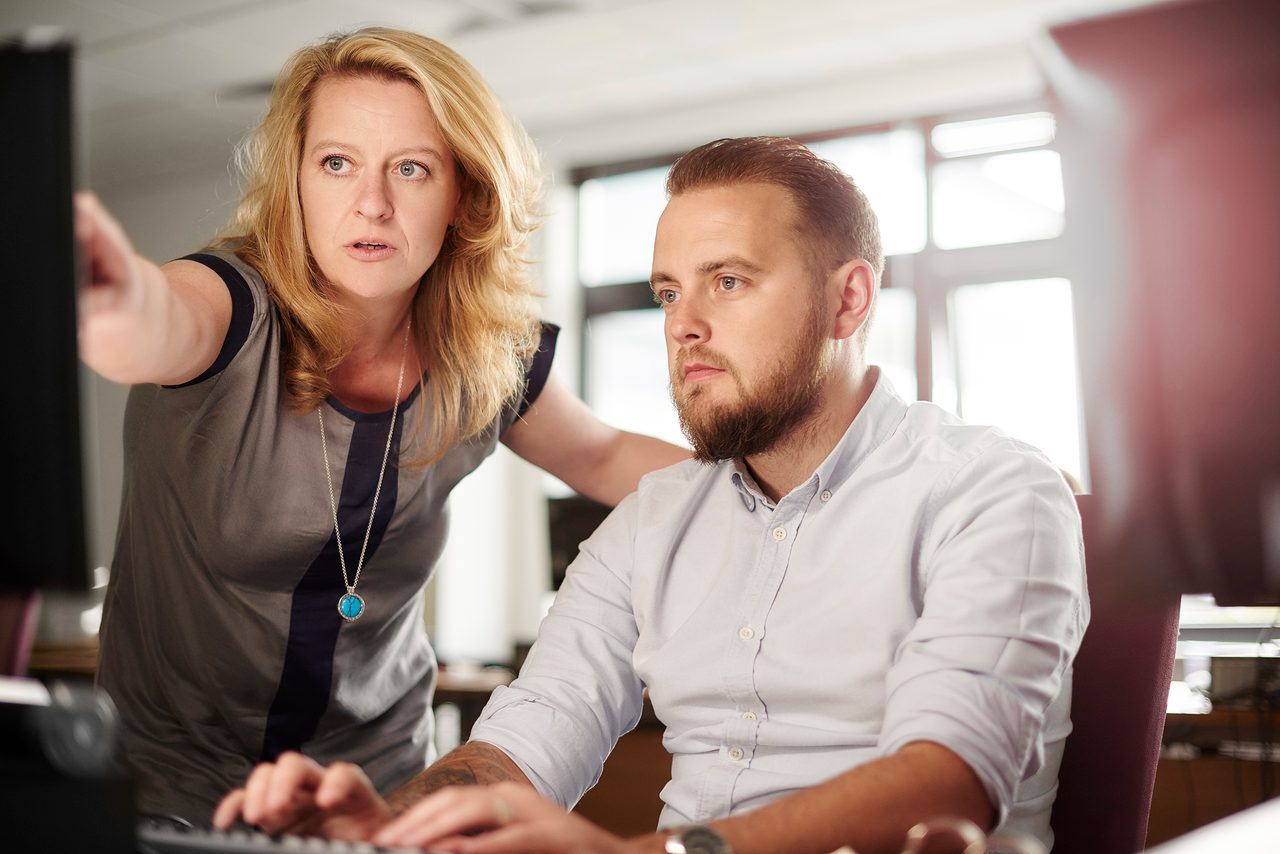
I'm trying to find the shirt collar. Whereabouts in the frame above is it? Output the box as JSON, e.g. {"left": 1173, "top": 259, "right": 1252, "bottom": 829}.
{"left": 724, "top": 366, "right": 909, "bottom": 508}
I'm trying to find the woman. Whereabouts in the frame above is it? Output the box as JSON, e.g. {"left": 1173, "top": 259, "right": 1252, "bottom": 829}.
{"left": 79, "top": 28, "right": 684, "bottom": 824}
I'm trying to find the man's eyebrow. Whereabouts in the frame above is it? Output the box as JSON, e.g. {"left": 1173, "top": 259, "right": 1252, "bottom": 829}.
{"left": 697, "top": 256, "right": 765, "bottom": 276}
{"left": 650, "top": 257, "right": 765, "bottom": 288}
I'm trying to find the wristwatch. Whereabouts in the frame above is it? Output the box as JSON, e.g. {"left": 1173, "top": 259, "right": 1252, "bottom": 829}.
{"left": 664, "top": 825, "right": 733, "bottom": 854}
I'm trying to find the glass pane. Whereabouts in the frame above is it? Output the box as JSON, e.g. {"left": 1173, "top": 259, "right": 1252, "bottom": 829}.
{"left": 931, "top": 112, "right": 1056, "bottom": 158}
{"left": 1174, "top": 594, "right": 1280, "bottom": 714}
{"left": 865, "top": 287, "right": 917, "bottom": 400}
{"left": 932, "top": 150, "right": 1064, "bottom": 249}
{"left": 809, "top": 130, "right": 926, "bottom": 257}
{"left": 951, "top": 278, "right": 1083, "bottom": 481}
{"left": 578, "top": 165, "right": 670, "bottom": 287}
{"left": 585, "top": 308, "right": 685, "bottom": 447}
{"left": 1177, "top": 594, "right": 1280, "bottom": 643}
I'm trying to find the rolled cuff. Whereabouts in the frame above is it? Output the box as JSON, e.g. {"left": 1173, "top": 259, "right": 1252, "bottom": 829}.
{"left": 879, "top": 669, "right": 1043, "bottom": 827}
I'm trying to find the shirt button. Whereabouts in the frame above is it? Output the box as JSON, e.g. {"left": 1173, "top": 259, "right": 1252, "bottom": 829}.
{"left": 772, "top": 526, "right": 787, "bottom": 541}
{"left": 738, "top": 626, "right": 755, "bottom": 641}
{"left": 728, "top": 746, "right": 745, "bottom": 761}
{"left": 741, "top": 710, "right": 757, "bottom": 721}
{"left": 820, "top": 489, "right": 832, "bottom": 502}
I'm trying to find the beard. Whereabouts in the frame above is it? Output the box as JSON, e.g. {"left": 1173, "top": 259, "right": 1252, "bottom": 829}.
{"left": 671, "top": 302, "right": 831, "bottom": 464}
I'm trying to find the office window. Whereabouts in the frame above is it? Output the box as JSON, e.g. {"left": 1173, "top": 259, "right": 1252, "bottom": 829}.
{"left": 931, "top": 111, "right": 1056, "bottom": 157}
{"left": 810, "top": 129, "right": 927, "bottom": 257}
{"left": 585, "top": 308, "right": 682, "bottom": 447}
{"left": 572, "top": 105, "right": 1078, "bottom": 481}
{"left": 951, "top": 278, "right": 1082, "bottom": 478}
{"left": 932, "top": 150, "right": 1065, "bottom": 250}
{"left": 866, "top": 287, "right": 917, "bottom": 401}
{"left": 579, "top": 165, "right": 669, "bottom": 287}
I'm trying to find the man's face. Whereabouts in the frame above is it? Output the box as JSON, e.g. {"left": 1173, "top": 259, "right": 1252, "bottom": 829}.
{"left": 651, "top": 183, "right": 833, "bottom": 462}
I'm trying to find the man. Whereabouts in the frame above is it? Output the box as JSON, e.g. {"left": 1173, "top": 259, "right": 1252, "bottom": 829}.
{"left": 215, "top": 137, "right": 1088, "bottom": 854}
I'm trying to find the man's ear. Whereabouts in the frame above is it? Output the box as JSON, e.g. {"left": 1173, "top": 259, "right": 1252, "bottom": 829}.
{"left": 830, "top": 259, "right": 877, "bottom": 341}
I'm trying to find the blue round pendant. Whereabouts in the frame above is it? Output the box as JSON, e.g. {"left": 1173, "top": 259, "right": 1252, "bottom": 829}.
{"left": 338, "top": 592, "right": 365, "bottom": 622}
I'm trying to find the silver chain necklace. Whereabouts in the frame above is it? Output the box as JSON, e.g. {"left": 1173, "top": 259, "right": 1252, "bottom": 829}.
{"left": 318, "top": 320, "right": 412, "bottom": 623}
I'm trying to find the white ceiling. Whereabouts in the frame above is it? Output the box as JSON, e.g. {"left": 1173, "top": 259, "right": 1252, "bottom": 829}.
{"left": 3, "top": 0, "right": 1171, "bottom": 191}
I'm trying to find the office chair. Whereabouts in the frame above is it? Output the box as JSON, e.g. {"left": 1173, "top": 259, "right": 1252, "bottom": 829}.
{"left": 1049, "top": 495, "right": 1181, "bottom": 853}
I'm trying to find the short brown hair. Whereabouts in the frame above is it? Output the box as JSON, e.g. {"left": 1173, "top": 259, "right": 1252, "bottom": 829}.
{"left": 665, "top": 136, "right": 884, "bottom": 279}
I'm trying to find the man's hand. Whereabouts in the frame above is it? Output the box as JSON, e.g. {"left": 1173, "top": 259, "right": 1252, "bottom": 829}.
{"left": 373, "top": 781, "right": 643, "bottom": 853}
{"left": 212, "top": 752, "right": 393, "bottom": 840}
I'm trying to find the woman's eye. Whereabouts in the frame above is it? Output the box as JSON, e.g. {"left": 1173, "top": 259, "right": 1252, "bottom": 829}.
{"left": 323, "top": 156, "right": 348, "bottom": 173}
{"left": 397, "top": 161, "right": 427, "bottom": 178}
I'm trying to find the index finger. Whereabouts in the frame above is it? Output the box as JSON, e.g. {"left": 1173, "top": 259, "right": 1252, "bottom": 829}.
{"left": 254, "top": 752, "right": 325, "bottom": 833}
{"left": 212, "top": 788, "right": 247, "bottom": 830}
{"left": 73, "top": 191, "right": 132, "bottom": 289}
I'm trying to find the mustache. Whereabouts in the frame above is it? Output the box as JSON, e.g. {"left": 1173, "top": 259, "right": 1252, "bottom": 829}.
{"left": 675, "top": 345, "right": 730, "bottom": 373}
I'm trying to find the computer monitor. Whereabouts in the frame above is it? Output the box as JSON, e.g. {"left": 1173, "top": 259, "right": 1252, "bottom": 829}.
{"left": 1041, "top": 0, "right": 1280, "bottom": 605}
{"left": 0, "top": 33, "right": 88, "bottom": 593}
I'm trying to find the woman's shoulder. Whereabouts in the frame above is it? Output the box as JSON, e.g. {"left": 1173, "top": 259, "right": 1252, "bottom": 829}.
{"left": 176, "top": 247, "right": 270, "bottom": 308}
{"left": 160, "top": 248, "right": 275, "bottom": 389}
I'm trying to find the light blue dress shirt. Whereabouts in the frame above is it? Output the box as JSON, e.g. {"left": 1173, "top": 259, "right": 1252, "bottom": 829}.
{"left": 471, "top": 370, "right": 1088, "bottom": 848}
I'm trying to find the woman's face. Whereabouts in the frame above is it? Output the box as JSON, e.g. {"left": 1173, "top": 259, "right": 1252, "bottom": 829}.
{"left": 299, "top": 74, "right": 461, "bottom": 309}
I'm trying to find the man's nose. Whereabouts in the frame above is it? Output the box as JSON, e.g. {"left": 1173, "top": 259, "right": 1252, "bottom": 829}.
{"left": 667, "top": 292, "right": 710, "bottom": 344}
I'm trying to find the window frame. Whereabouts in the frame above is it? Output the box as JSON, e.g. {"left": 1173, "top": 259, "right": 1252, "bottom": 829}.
{"left": 570, "top": 99, "right": 1070, "bottom": 450}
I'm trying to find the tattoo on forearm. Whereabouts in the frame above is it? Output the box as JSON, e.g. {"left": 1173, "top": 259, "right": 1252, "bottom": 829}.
{"left": 386, "top": 744, "right": 527, "bottom": 814}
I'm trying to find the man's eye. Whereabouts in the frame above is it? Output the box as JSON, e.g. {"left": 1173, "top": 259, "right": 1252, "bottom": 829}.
{"left": 654, "top": 289, "right": 678, "bottom": 305}
{"left": 719, "top": 276, "right": 741, "bottom": 291}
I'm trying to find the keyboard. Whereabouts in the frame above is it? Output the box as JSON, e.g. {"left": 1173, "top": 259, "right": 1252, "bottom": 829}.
{"left": 137, "top": 824, "right": 432, "bottom": 854}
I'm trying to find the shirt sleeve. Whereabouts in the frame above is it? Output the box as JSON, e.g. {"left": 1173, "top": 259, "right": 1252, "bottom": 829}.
{"left": 877, "top": 437, "right": 1089, "bottom": 826}
{"left": 164, "top": 252, "right": 258, "bottom": 389}
{"left": 516, "top": 322, "right": 559, "bottom": 418}
{"left": 468, "top": 491, "right": 645, "bottom": 808}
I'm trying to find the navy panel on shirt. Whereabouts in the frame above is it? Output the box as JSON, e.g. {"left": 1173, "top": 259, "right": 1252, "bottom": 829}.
{"left": 260, "top": 406, "right": 405, "bottom": 760}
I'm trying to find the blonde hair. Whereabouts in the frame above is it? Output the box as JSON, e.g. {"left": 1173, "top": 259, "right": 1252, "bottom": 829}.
{"left": 219, "top": 28, "right": 542, "bottom": 464}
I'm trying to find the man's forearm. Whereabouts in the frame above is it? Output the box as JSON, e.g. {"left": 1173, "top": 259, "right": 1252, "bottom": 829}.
{"left": 704, "top": 741, "right": 994, "bottom": 854}
{"left": 385, "top": 741, "right": 532, "bottom": 815}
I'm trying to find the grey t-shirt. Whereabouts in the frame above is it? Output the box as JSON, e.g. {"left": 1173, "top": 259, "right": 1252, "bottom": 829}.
{"left": 96, "top": 250, "right": 555, "bottom": 823}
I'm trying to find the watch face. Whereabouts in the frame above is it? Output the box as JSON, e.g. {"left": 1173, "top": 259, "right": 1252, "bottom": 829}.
{"left": 668, "top": 825, "right": 731, "bottom": 854}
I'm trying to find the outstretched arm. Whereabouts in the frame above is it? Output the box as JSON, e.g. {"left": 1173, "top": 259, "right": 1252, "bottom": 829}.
{"left": 76, "top": 192, "right": 231, "bottom": 385}
{"left": 502, "top": 372, "right": 688, "bottom": 506}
